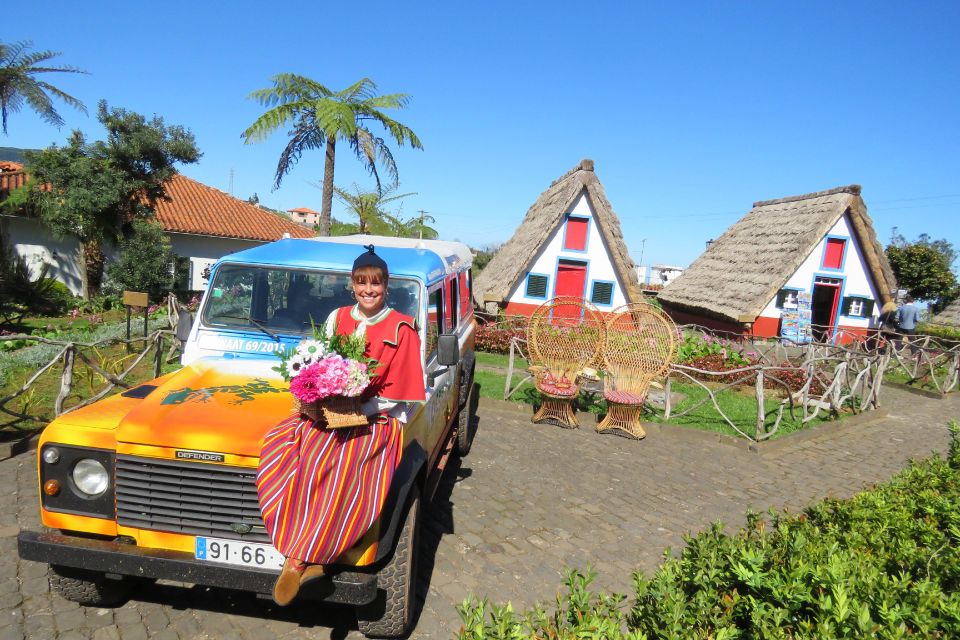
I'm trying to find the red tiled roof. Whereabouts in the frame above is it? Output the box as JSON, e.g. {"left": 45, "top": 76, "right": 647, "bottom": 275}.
{"left": 0, "top": 161, "right": 24, "bottom": 171}
{"left": 288, "top": 207, "right": 319, "bottom": 214}
{"left": 154, "top": 174, "right": 315, "bottom": 242}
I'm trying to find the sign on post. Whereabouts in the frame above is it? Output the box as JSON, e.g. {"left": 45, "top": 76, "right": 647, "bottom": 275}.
{"left": 122, "top": 291, "right": 149, "bottom": 307}
{"left": 123, "top": 291, "right": 150, "bottom": 351}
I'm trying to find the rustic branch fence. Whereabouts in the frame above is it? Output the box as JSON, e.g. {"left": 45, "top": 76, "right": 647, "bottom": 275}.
{"left": 0, "top": 294, "right": 190, "bottom": 425}
{"left": 494, "top": 318, "right": 918, "bottom": 442}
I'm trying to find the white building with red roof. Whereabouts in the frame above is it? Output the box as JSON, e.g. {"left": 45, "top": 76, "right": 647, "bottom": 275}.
{"left": 1, "top": 172, "right": 314, "bottom": 294}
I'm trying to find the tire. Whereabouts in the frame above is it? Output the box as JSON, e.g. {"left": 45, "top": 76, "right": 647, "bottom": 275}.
{"left": 356, "top": 486, "right": 421, "bottom": 638}
{"left": 48, "top": 565, "right": 130, "bottom": 606}
{"left": 455, "top": 378, "right": 477, "bottom": 457}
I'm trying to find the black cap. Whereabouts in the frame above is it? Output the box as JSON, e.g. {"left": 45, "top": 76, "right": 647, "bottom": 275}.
{"left": 352, "top": 244, "right": 388, "bottom": 274}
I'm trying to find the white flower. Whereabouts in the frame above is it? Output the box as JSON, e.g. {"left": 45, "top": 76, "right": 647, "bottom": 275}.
{"left": 285, "top": 353, "right": 307, "bottom": 378}
{"left": 295, "top": 339, "right": 327, "bottom": 364}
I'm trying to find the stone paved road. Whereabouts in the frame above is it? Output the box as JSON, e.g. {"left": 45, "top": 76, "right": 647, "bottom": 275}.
{"left": 2, "top": 386, "right": 958, "bottom": 640}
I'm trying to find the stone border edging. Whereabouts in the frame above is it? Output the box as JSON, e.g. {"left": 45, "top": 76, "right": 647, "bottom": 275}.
{"left": 477, "top": 396, "right": 890, "bottom": 455}
{"left": 0, "top": 430, "right": 40, "bottom": 462}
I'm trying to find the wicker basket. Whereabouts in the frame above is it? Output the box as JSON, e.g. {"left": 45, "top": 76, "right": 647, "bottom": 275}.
{"left": 293, "top": 396, "right": 369, "bottom": 428}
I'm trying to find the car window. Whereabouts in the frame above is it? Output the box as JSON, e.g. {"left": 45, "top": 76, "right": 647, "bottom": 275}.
{"left": 204, "top": 264, "right": 420, "bottom": 336}
{"left": 426, "top": 286, "right": 443, "bottom": 361}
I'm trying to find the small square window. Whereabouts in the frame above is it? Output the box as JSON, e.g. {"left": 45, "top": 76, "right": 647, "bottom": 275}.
{"left": 525, "top": 274, "right": 548, "bottom": 298}
{"left": 591, "top": 281, "right": 614, "bottom": 305}
{"left": 849, "top": 299, "right": 864, "bottom": 316}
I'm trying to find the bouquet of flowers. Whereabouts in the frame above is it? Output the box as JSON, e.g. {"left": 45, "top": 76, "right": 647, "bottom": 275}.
{"left": 274, "top": 324, "right": 375, "bottom": 428}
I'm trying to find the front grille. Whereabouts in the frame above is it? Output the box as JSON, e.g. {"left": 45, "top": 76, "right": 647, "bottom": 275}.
{"left": 116, "top": 455, "right": 269, "bottom": 543}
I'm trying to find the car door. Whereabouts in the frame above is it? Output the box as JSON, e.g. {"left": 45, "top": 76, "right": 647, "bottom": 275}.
{"left": 423, "top": 283, "right": 457, "bottom": 462}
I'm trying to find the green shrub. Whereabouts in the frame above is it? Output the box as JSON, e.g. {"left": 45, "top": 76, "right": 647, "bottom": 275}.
{"left": 105, "top": 219, "right": 175, "bottom": 301}
{"left": 33, "top": 278, "right": 80, "bottom": 315}
{"left": 918, "top": 322, "right": 960, "bottom": 343}
{"left": 458, "top": 420, "right": 960, "bottom": 639}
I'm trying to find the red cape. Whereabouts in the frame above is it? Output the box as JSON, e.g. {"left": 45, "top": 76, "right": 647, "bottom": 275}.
{"left": 334, "top": 306, "right": 426, "bottom": 403}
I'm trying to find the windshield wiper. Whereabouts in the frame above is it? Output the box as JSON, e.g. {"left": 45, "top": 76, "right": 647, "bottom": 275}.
{"left": 214, "top": 314, "right": 281, "bottom": 343}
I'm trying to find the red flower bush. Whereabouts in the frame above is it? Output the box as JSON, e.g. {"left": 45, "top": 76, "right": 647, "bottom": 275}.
{"left": 474, "top": 318, "right": 526, "bottom": 354}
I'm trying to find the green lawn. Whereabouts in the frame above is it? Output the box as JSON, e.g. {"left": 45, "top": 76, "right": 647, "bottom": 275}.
{"left": 474, "top": 355, "right": 841, "bottom": 440}
{"left": 884, "top": 366, "right": 955, "bottom": 394}
{"left": 475, "top": 351, "right": 529, "bottom": 370}
{"left": 646, "top": 380, "right": 835, "bottom": 439}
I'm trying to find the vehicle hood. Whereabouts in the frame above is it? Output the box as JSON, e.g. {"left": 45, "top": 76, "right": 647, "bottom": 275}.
{"left": 116, "top": 359, "right": 293, "bottom": 457}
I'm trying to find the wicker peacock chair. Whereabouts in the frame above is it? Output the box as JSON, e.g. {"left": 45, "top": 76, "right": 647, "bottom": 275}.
{"left": 526, "top": 297, "right": 606, "bottom": 428}
{"left": 527, "top": 298, "right": 603, "bottom": 428}
{"left": 597, "top": 302, "right": 677, "bottom": 439}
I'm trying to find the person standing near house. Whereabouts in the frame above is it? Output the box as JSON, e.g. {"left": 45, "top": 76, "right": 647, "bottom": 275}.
{"left": 876, "top": 300, "right": 898, "bottom": 351}
{"left": 895, "top": 295, "right": 921, "bottom": 351}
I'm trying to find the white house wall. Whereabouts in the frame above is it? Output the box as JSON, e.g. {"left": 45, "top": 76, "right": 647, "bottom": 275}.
{"left": 3, "top": 216, "right": 85, "bottom": 295}
{"left": 757, "top": 213, "right": 880, "bottom": 328}
{"left": 167, "top": 233, "right": 261, "bottom": 290}
{"left": 3, "top": 216, "right": 267, "bottom": 295}
{"left": 504, "top": 191, "right": 629, "bottom": 310}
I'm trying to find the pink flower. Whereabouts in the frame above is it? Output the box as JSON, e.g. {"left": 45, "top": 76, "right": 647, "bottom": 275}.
{"left": 290, "top": 362, "right": 324, "bottom": 403}
{"left": 343, "top": 360, "right": 370, "bottom": 397}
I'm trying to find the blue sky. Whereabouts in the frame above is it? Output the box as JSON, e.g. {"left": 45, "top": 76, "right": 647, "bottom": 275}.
{"left": 5, "top": 1, "right": 959, "bottom": 269}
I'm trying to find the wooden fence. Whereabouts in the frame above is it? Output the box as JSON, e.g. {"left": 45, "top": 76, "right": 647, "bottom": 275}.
{"left": 0, "top": 295, "right": 189, "bottom": 425}
{"left": 499, "top": 321, "right": 912, "bottom": 442}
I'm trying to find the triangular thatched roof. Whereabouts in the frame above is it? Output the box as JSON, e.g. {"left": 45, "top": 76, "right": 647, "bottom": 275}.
{"left": 931, "top": 299, "right": 960, "bottom": 328}
{"left": 473, "top": 159, "right": 638, "bottom": 307}
{"left": 658, "top": 185, "right": 897, "bottom": 324}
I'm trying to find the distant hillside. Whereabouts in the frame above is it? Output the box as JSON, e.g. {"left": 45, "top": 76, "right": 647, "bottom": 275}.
{"left": 0, "top": 147, "right": 33, "bottom": 163}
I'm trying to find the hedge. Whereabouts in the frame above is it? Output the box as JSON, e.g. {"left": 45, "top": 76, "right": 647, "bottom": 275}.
{"left": 457, "top": 421, "right": 960, "bottom": 639}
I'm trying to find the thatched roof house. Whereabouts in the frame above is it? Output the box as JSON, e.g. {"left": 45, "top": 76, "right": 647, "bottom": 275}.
{"left": 931, "top": 299, "right": 960, "bottom": 328}
{"left": 659, "top": 185, "right": 897, "bottom": 343}
{"left": 473, "top": 159, "right": 638, "bottom": 315}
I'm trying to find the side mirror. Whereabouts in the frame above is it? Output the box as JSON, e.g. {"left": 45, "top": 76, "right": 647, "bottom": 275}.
{"left": 437, "top": 333, "right": 460, "bottom": 367}
{"left": 175, "top": 310, "right": 194, "bottom": 342}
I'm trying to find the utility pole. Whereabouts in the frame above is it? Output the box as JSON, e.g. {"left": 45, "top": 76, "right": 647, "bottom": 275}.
{"left": 417, "top": 210, "right": 428, "bottom": 239}
{"left": 228, "top": 168, "right": 234, "bottom": 196}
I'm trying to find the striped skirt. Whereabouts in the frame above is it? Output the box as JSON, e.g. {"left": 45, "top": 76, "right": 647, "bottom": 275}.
{"left": 255, "top": 414, "right": 402, "bottom": 564}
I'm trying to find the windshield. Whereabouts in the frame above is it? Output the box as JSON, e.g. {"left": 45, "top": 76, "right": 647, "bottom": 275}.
{"left": 202, "top": 264, "right": 421, "bottom": 335}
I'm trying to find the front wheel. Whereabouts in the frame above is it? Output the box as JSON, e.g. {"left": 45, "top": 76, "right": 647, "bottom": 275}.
{"left": 48, "top": 565, "right": 131, "bottom": 606}
{"left": 356, "top": 486, "right": 421, "bottom": 638}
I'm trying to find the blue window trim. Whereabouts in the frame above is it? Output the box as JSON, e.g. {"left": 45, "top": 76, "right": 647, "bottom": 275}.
{"left": 810, "top": 273, "right": 847, "bottom": 343}
{"left": 819, "top": 234, "right": 849, "bottom": 273}
{"left": 551, "top": 257, "right": 590, "bottom": 300}
{"left": 560, "top": 214, "right": 591, "bottom": 254}
{"left": 589, "top": 279, "right": 616, "bottom": 308}
{"left": 524, "top": 272, "right": 550, "bottom": 300}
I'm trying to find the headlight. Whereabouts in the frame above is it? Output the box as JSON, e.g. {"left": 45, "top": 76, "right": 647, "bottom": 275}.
{"left": 40, "top": 444, "right": 115, "bottom": 519}
{"left": 72, "top": 459, "right": 109, "bottom": 497}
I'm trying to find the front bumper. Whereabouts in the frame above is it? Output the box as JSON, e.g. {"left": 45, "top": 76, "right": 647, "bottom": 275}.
{"left": 17, "top": 530, "right": 377, "bottom": 605}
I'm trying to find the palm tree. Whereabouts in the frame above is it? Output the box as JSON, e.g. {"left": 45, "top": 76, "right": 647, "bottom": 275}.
{"left": 332, "top": 182, "right": 416, "bottom": 234}
{"left": 242, "top": 75, "right": 422, "bottom": 236}
{"left": 0, "top": 40, "right": 88, "bottom": 135}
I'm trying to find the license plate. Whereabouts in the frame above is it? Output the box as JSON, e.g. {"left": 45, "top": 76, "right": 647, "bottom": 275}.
{"left": 195, "top": 536, "right": 285, "bottom": 571}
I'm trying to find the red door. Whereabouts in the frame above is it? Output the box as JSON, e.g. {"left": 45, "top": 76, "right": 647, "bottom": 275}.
{"left": 553, "top": 260, "right": 587, "bottom": 321}
{"left": 555, "top": 260, "right": 587, "bottom": 298}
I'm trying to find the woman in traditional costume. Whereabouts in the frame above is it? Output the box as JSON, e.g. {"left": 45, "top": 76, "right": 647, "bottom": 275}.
{"left": 256, "top": 245, "right": 425, "bottom": 606}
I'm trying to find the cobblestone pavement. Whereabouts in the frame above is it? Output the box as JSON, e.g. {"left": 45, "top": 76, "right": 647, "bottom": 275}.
{"left": 3, "top": 386, "right": 958, "bottom": 640}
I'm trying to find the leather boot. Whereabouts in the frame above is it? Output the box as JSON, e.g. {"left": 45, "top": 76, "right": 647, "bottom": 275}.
{"left": 299, "top": 563, "right": 325, "bottom": 587}
{"left": 273, "top": 558, "right": 305, "bottom": 606}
